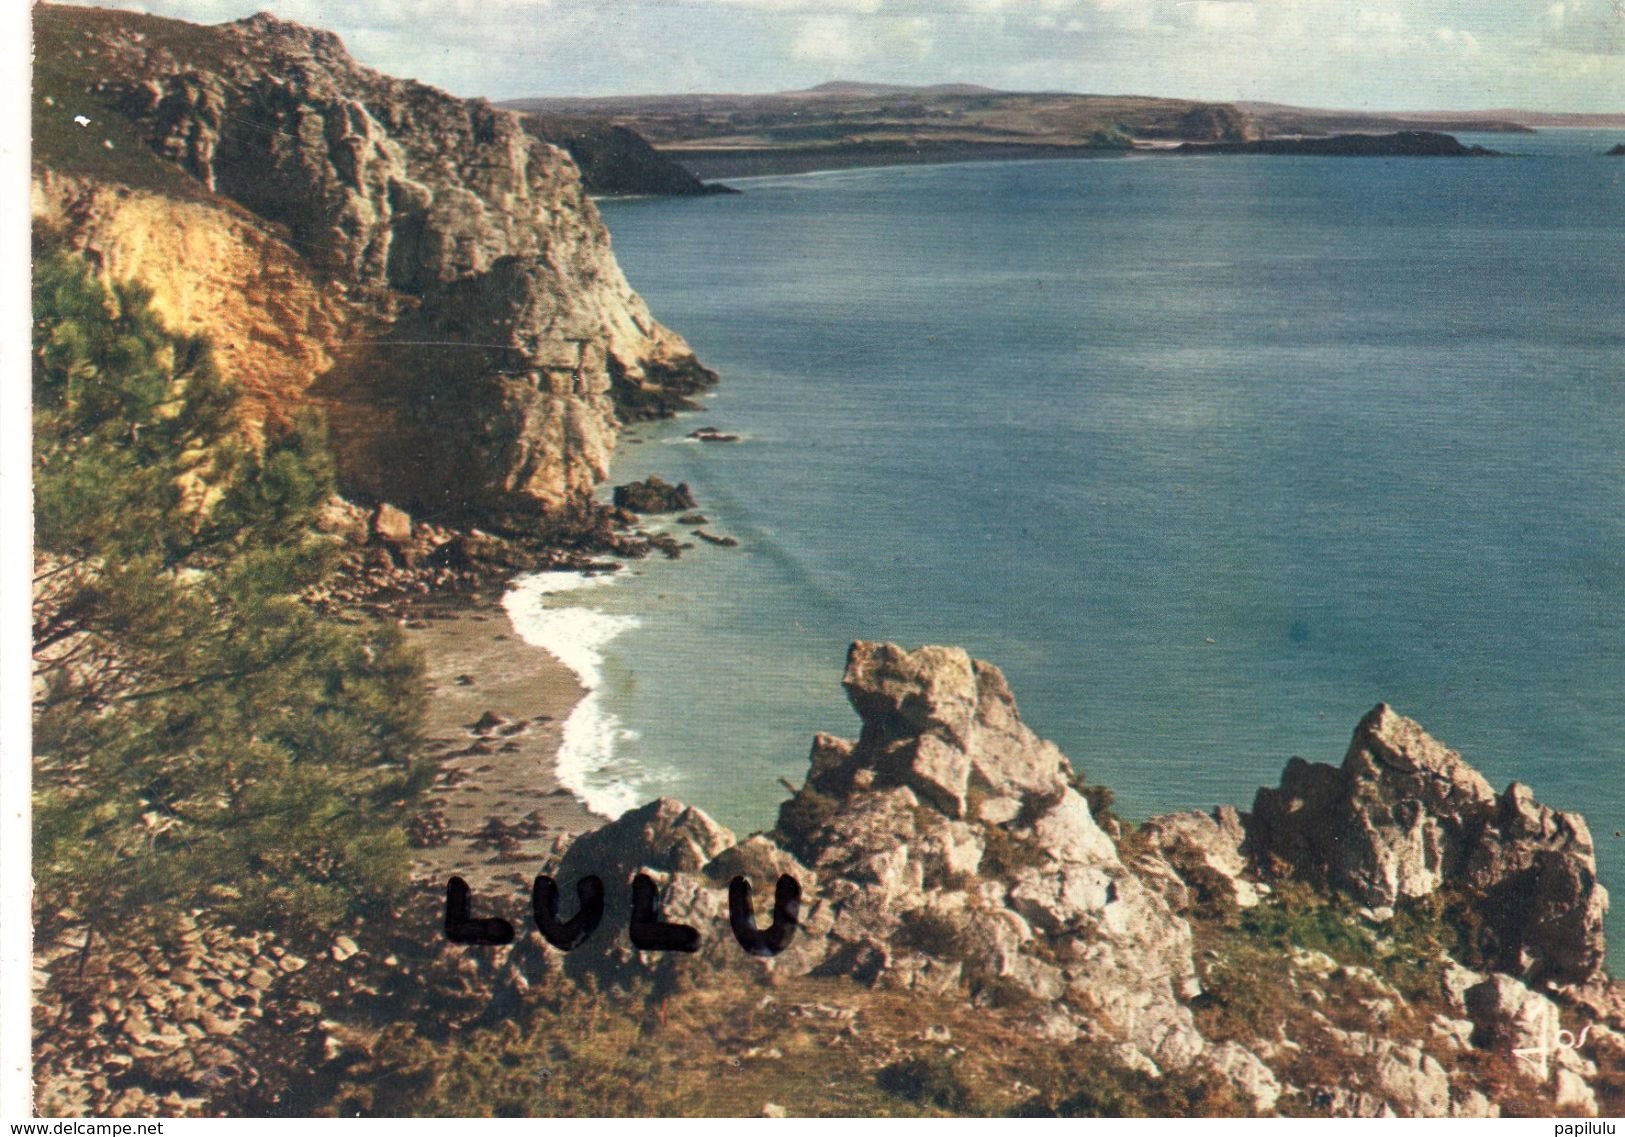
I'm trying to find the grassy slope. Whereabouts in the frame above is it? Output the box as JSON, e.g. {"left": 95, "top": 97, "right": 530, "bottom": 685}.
{"left": 331, "top": 971, "right": 1249, "bottom": 1118}
{"left": 32, "top": 5, "right": 240, "bottom": 197}
{"left": 502, "top": 88, "right": 1242, "bottom": 148}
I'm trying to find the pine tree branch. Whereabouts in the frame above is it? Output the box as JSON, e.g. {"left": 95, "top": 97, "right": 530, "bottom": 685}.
{"left": 109, "top": 639, "right": 307, "bottom": 704}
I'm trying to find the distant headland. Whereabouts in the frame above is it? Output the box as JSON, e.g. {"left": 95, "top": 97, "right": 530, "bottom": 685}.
{"left": 501, "top": 82, "right": 1617, "bottom": 185}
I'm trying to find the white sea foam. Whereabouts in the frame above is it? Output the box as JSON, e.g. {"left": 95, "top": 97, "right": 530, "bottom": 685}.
{"left": 502, "top": 571, "right": 645, "bottom": 819}
{"left": 666, "top": 432, "right": 752, "bottom": 445}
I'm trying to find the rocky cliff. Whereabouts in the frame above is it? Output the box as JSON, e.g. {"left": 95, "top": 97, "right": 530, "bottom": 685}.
{"left": 32, "top": 638, "right": 1625, "bottom": 1115}
{"left": 32, "top": 4, "right": 715, "bottom": 521}
{"left": 521, "top": 115, "right": 735, "bottom": 198}
{"left": 493, "top": 642, "right": 1621, "bottom": 1117}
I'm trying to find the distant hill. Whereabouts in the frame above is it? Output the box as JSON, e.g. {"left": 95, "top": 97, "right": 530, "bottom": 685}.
{"left": 793, "top": 80, "right": 1004, "bottom": 98}
{"left": 1238, "top": 101, "right": 1625, "bottom": 134}
{"left": 503, "top": 82, "right": 1618, "bottom": 180}
{"left": 501, "top": 85, "right": 1258, "bottom": 178}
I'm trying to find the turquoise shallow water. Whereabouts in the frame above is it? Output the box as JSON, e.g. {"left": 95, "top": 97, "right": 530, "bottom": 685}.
{"left": 518, "top": 131, "right": 1625, "bottom": 950}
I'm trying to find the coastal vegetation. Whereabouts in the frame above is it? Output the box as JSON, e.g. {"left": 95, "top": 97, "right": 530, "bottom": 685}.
{"left": 31, "top": 247, "right": 430, "bottom": 1045}
{"left": 326, "top": 972, "right": 1250, "bottom": 1118}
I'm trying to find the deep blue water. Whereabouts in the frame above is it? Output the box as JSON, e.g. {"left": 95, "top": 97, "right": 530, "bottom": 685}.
{"left": 533, "top": 131, "right": 1625, "bottom": 946}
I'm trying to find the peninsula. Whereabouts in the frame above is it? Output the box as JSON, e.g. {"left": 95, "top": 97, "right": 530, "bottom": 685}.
{"left": 500, "top": 83, "right": 1598, "bottom": 181}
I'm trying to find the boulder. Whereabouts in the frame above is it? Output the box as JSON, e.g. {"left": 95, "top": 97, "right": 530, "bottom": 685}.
{"left": 369, "top": 502, "right": 418, "bottom": 565}
{"left": 1204, "top": 1041, "right": 1281, "bottom": 1113}
{"left": 1464, "top": 973, "right": 1562, "bottom": 1055}
{"left": 842, "top": 642, "right": 980, "bottom": 750}
{"left": 612, "top": 476, "right": 697, "bottom": 514}
{"left": 1555, "top": 1068, "right": 1598, "bottom": 1115}
{"left": 1247, "top": 705, "right": 1608, "bottom": 984}
{"left": 1373, "top": 1043, "right": 1450, "bottom": 1117}
{"left": 894, "top": 733, "right": 972, "bottom": 819}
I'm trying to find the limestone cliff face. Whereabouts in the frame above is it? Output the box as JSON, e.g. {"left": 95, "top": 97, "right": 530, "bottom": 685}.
{"left": 32, "top": 5, "right": 715, "bottom": 518}
{"left": 32, "top": 170, "right": 348, "bottom": 446}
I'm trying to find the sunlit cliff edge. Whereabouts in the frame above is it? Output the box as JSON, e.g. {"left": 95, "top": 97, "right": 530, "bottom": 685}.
{"left": 32, "top": 4, "right": 715, "bottom": 524}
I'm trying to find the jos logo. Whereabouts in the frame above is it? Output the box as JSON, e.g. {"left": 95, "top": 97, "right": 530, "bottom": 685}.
{"left": 1512, "top": 1023, "right": 1592, "bottom": 1081}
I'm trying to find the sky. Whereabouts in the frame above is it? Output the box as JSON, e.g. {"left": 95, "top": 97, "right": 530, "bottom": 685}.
{"left": 36, "top": 0, "right": 1625, "bottom": 120}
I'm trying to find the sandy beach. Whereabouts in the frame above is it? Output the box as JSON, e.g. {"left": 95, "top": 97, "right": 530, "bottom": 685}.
{"left": 402, "top": 595, "right": 606, "bottom": 899}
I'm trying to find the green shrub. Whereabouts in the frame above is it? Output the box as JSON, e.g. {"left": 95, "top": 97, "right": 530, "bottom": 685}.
{"left": 32, "top": 250, "right": 430, "bottom": 956}
{"left": 877, "top": 1053, "right": 975, "bottom": 1113}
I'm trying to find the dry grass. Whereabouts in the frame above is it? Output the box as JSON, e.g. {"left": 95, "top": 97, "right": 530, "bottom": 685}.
{"left": 329, "top": 969, "right": 1249, "bottom": 1117}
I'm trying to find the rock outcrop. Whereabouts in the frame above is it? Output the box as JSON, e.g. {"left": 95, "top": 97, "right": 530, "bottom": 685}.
{"left": 32, "top": 5, "right": 716, "bottom": 520}
{"left": 525, "top": 642, "right": 1619, "bottom": 1116}
{"left": 612, "top": 476, "right": 698, "bottom": 514}
{"left": 783, "top": 642, "right": 1210, "bottom": 1069}
{"left": 1248, "top": 703, "right": 1609, "bottom": 985}
{"left": 548, "top": 642, "right": 1228, "bottom": 1074}
{"left": 1171, "top": 131, "right": 1502, "bottom": 157}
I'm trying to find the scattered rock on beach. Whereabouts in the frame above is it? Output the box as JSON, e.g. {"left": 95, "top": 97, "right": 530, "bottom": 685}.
{"left": 648, "top": 533, "right": 685, "bottom": 559}
{"left": 693, "top": 528, "right": 739, "bottom": 547}
{"left": 470, "top": 711, "right": 508, "bottom": 734}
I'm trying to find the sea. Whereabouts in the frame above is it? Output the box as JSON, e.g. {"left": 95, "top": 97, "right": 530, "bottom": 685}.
{"left": 503, "top": 130, "right": 1625, "bottom": 946}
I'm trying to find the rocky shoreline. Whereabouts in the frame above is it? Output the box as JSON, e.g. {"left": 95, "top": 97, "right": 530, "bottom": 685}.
{"left": 281, "top": 480, "right": 1625, "bottom": 1118}
{"left": 497, "top": 641, "right": 1624, "bottom": 1117}
{"left": 303, "top": 476, "right": 744, "bottom": 899}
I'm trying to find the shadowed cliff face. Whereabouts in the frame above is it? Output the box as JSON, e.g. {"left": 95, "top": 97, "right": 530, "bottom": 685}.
{"left": 32, "top": 5, "right": 716, "bottom": 520}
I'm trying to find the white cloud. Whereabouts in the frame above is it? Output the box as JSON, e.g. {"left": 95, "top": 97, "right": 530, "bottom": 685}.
{"left": 1183, "top": 1, "right": 1258, "bottom": 32}
{"left": 1543, "top": 0, "right": 1624, "bottom": 54}
{"left": 790, "top": 15, "right": 864, "bottom": 62}
{"left": 45, "top": 0, "right": 1625, "bottom": 110}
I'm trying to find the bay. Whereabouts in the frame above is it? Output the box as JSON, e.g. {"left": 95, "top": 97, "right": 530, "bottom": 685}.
{"left": 518, "top": 130, "right": 1625, "bottom": 945}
